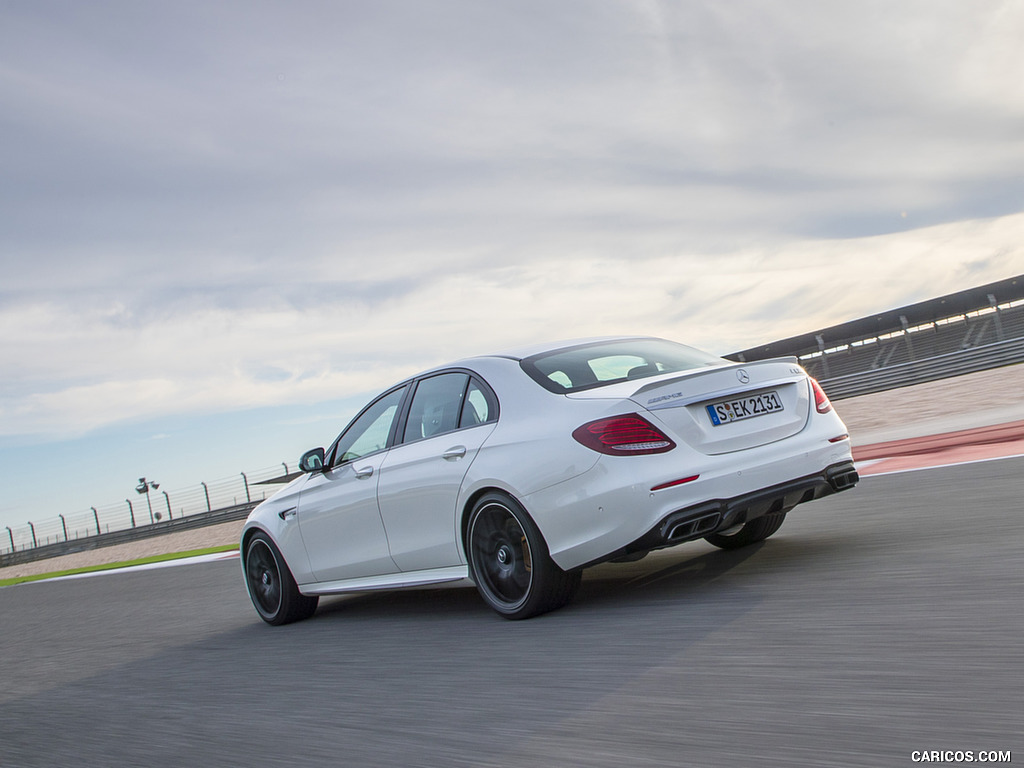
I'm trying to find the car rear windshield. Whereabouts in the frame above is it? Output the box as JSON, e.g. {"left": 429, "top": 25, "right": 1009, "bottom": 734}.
{"left": 520, "top": 338, "right": 725, "bottom": 393}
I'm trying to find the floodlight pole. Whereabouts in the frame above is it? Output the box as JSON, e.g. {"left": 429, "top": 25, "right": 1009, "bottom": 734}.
{"left": 135, "top": 478, "right": 159, "bottom": 524}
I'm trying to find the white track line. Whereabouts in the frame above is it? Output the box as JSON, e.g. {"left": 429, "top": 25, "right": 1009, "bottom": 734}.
{"left": 35, "top": 550, "right": 240, "bottom": 583}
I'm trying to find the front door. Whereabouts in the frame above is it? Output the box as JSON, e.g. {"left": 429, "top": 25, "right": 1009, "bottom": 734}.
{"left": 296, "top": 386, "right": 406, "bottom": 583}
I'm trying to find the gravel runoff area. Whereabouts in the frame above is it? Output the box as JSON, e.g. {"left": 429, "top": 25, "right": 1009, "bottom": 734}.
{"left": 3, "top": 363, "right": 1022, "bottom": 581}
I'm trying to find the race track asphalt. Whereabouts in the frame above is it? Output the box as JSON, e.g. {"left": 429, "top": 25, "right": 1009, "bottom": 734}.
{"left": 2, "top": 456, "right": 1021, "bottom": 767}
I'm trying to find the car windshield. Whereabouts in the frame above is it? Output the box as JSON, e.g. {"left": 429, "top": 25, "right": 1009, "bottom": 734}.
{"left": 520, "top": 338, "right": 725, "bottom": 393}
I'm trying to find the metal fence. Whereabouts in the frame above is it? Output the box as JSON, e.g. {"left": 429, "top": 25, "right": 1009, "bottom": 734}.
{"left": 1, "top": 462, "right": 295, "bottom": 562}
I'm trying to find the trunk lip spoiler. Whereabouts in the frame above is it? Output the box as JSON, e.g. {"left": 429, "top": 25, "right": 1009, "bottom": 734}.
{"left": 629, "top": 357, "right": 804, "bottom": 409}
{"left": 642, "top": 375, "right": 807, "bottom": 411}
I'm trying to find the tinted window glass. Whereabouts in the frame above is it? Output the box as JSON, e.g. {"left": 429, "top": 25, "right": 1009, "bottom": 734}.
{"left": 333, "top": 386, "right": 406, "bottom": 465}
{"left": 403, "top": 373, "right": 469, "bottom": 443}
{"left": 460, "top": 378, "right": 497, "bottom": 427}
{"left": 521, "top": 339, "right": 724, "bottom": 393}
{"left": 547, "top": 370, "right": 572, "bottom": 388}
{"left": 588, "top": 354, "right": 648, "bottom": 382}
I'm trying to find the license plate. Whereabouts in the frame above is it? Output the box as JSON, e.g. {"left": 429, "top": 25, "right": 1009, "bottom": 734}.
{"left": 706, "top": 390, "right": 784, "bottom": 426}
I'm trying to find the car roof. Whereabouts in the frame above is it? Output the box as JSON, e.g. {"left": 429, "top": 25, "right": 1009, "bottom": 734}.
{"left": 473, "top": 335, "right": 664, "bottom": 362}
{"left": 402, "top": 335, "right": 672, "bottom": 383}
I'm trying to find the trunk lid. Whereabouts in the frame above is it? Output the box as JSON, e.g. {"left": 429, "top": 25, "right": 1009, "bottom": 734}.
{"left": 567, "top": 358, "right": 812, "bottom": 455}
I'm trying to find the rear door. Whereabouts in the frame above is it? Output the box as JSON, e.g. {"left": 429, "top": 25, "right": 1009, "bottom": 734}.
{"left": 376, "top": 372, "right": 498, "bottom": 571}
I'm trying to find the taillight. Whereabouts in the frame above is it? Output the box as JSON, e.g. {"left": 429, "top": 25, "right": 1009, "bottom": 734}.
{"left": 572, "top": 413, "right": 676, "bottom": 456}
{"left": 810, "top": 378, "right": 832, "bottom": 414}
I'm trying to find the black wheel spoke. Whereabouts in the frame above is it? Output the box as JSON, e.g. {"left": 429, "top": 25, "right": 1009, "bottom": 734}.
{"left": 246, "top": 539, "right": 282, "bottom": 617}
{"left": 501, "top": 561, "right": 530, "bottom": 594}
{"left": 470, "top": 501, "right": 532, "bottom": 609}
{"left": 243, "top": 533, "right": 318, "bottom": 625}
{"left": 467, "top": 492, "right": 580, "bottom": 620}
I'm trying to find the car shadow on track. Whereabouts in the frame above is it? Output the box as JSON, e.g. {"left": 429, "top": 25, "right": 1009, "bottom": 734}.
{"left": 307, "top": 534, "right": 849, "bottom": 623}
{"left": 312, "top": 582, "right": 483, "bottom": 621}
{"left": 578, "top": 530, "right": 854, "bottom": 596}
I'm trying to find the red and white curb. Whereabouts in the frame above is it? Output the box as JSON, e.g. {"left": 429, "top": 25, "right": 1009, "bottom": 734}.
{"left": 854, "top": 419, "right": 1024, "bottom": 477}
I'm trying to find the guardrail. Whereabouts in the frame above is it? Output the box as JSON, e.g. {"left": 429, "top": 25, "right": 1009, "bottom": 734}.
{"left": 820, "top": 336, "right": 1024, "bottom": 400}
{"left": 0, "top": 501, "right": 257, "bottom": 569}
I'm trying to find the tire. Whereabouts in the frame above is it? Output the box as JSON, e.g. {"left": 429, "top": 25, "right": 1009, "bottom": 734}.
{"left": 704, "top": 511, "right": 788, "bottom": 550}
{"left": 244, "top": 531, "right": 319, "bottom": 625}
{"left": 466, "top": 492, "right": 581, "bottom": 620}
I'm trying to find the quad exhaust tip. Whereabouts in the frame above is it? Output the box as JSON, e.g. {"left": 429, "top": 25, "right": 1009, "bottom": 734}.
{"left": 827, "top": 466, "right": 860, "bottom": 492}
{"left": 665, "top": 512, "right": 721, "bottom": 542}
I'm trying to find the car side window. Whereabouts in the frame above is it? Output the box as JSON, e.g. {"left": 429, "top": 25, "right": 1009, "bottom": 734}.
{"left": 333, "top": 386, "right": 407, "bottom": 465}
{"left": 403, "top": 373, "right": 469, "bottom": 443}
{"left": 460, "top": 377, "right": 497, "bottom": 427}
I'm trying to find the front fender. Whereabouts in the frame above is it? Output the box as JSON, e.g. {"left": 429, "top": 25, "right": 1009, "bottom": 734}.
{"left": 240, "top": 476, "right": 316, "bottom": 585}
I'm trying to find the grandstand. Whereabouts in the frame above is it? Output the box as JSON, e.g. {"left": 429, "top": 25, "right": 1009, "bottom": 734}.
{"left": 727, "top": 274, "right": 1024, "bottom": 399}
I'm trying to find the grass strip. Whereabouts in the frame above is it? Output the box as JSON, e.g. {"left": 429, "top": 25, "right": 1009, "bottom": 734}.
{"left": 0, "top": 544, "right": 239, "bottom": 587}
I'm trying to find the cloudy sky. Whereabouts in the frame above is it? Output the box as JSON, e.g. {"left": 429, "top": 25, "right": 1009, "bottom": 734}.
{"left": 2, "top": 1, "right": 1024, "bottom": 540}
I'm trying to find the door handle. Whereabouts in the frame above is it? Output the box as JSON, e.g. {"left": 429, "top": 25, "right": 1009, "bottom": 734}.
{"left": 442, "top": 446, "right": 467, "bottom": 460}
{"left": 354, "top": 466, "right": 374, "bottom": 479}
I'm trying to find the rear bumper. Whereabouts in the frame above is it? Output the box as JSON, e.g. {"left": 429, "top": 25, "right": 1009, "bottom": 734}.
{"left": 582, "top": 460, "right": 859, "bottom": 567}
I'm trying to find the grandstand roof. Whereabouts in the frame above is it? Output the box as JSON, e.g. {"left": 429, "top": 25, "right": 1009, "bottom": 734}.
{"left": 730, "top": 273, "right": 1024, "bottom": 360}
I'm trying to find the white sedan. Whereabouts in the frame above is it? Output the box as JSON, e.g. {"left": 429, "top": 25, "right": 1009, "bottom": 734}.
{"left": 242, "top": 336, "right": 857, "bottom": 623}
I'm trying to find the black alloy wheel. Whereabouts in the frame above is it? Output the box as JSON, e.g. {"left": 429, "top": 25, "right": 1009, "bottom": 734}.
{"left": 466, "top": 492, "right": 581, "bottom": 620}
{"left": 244, "top": 532, "right": 318, "bottom": 625}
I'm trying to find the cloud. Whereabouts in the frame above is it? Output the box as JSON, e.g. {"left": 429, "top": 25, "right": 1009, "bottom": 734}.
{"left": 3, "top": 212, "right": 1022, "bottom": 440}
{"left": 5, "top": 2, "right": 1024, "bottom": 267}
{"left": 2, "top": 0, "right": 1024, "bottom": 444}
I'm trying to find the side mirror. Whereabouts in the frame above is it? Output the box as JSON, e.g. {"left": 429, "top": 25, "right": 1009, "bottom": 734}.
{"left": 299, "top": 447, "right": 326, "bottom": 473}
